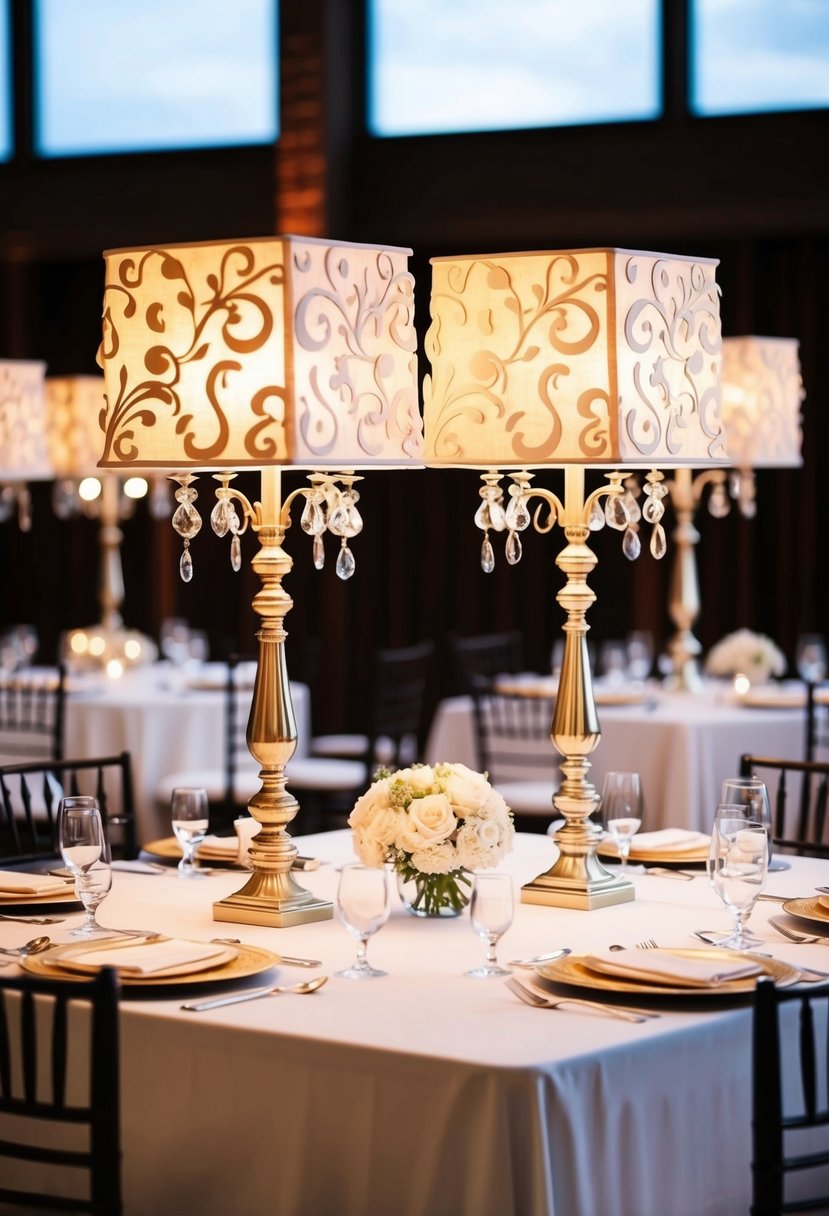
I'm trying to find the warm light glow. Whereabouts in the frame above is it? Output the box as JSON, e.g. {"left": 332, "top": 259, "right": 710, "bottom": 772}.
{"left": 97, "top": 235, "right": 423, "bottom": 471}
{"left": 721, "top": 336, "right": 804, "bottom": 469}
{"left": 124, "top": 638, "right": 142, "bottom": 660}
{"left": 69, "top": 631, "right": 89, "bottom": 655}
{"left": 0, "top": 361, "right": 52, "bottom": 481}
{"left": 78, "top": 476, "right": 102, "bottom": 501}
{"left": 424, "top": 247, "right": 724, "bottom": 469}
{"left": 123, "top": 476, "right": 148, "bottom": 499}
{"left": 734, "top": 673, "right": 751, "bottom": 695}
{"left": 88, "top": 634, "right": 106, "bottom": 657}
{"left": 45, "top": 376, "right": 107, "bottom": 478}
{"left": 106, "top": 658, "right": 124, "bottom": 679}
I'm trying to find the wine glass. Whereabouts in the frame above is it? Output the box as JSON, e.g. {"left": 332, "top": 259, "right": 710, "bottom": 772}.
{"left": 720, "top": 777, "right": 782, "bottom": 869}
{"left": 600, "top": 771, "right": 643, "bottom": 869}
{"left": 57, "top": 796, "right": 112, "bottom": 938}
{"left": 466, "top": 872, "right": 514, "bottom": 978}
{"left": 170, "top": 787, "right": 209, "bottom": 877}
{"left": 707, "top": 806, "right": 768, "bottom": 949}
{"left": 336, "top": 863, "right": 391, "bottom": 979}
{"left": 598, "top": 640, "right": 628, "bottom": 687}
{"left": 626, "top": 631, "right": 654, "bottom": 681}
{"left": 795, "top": 634, "right": 827, "bottom": 684}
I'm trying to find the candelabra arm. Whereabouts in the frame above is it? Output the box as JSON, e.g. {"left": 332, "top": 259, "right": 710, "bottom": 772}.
{"left": 522, "top": 466, "right": 634, "bottom": 910}
{"left": 214, "top": 465, "right": 333, "bottom": 927}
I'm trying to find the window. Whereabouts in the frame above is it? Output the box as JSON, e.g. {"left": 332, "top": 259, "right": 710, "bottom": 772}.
{"left": 368, "top": 0, "right": 661, "bottom": 137}
{"left": 0, "top": 0, "right": 11, "bottom": 161}
{"left": 34, "top": 0, "right": 278, "bottom": 157}
{"left": 691, "top": 0, "right": 829, "bottom": 117}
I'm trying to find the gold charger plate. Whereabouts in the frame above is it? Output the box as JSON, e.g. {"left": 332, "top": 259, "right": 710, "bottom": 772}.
{"left": 0, "top": 887, "right": 82, "bottom": 912}
{"left": 21, "top": 941, "right": 279, "bottom": 988}
{"left": 143, "top": 836, "right": 238, "bottom": 865}
{"left": 537, "top": 947, "right": 797, "bottom": 997}
{"left": 782, "top": 897, "right": 829, "bottom": 929}
{"left": 597, "top": 841, "right": 709, "bottom": 865}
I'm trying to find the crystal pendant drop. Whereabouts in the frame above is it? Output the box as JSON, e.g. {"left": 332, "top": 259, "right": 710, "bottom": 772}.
{"left": 622, "top": 490, "right": 641, "bottom": 524}
{"left": 179, "top": 541, "right": 193, "bottom": 582}
{"left": 474, "top": 500, "right": 492, "bottom": 531}
{"left": 505, "top": 530, "right": 522, "bottom": 565}
{"left": 649, "top": 522, "right": 667, "bottom": 560}
{"left": 708, "top": 484, "right": 730, "bottom": 519}
{"left": 587, "top": 500, "right": 604, "bottom": 531}
{"left": 210, "top": 499, "right": 230, "bottom": 538}
{"left": 605, "top": 494, "right": 630, "bottom": 531}
{"left": 481, "top": 535, "right": 495, "bottom": 573}
{"left": 642, "top": 495, "right": 663, "bottom": 525}
{"left": 230, "top": 534, "right": 241, "bottom": 571}
{"left": 172, "top": 501, "right": 202, "bottom": 539}
{"left": 505, "top": 496, "right": 530, "bottom": 532}
{"left": 313, "top": 533, "right": 325, "bottom": 570}
{"left": 336, "top": 542, "right": 356, "bottom": 580}
{"left": 622, "top": 526, "right": 642, "bottom": 561}
{"left": 301, "top": 496, "right": 326, "bottom": 535}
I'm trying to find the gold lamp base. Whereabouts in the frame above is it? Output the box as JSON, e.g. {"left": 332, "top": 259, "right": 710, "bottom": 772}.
{"left": 214, "top": 871, "right": 333, "bottom": 928}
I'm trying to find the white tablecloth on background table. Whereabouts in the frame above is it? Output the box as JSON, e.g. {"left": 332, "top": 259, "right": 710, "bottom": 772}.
{"left": 2, "top": 829, "right": 827, "bottom": 1216}
{"left": 426, "top": 683, "right": 806, "bottom": 832}
{"left": 63, "top": 664, "right": 310, "bottom": 839}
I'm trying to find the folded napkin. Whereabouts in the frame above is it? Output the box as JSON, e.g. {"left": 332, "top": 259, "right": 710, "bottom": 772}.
{"left": 583, "top": 948, "right": 763, "bottom": 988}
{"left": 198, "top": 835, "right": 239, "bottom": 858}
{"left": 55, "top": 939, "right": 235, "bottom": 977}
{"left": 627, "top": 829, "right": 710, "bottom": 853}
{"left": 0, "top": 871, "right": 69, "bottom": 896}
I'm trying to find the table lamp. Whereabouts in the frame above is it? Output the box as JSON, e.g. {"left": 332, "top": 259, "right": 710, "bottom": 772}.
{"left": 97, "top": 234, "right": 422, "bottom": 926}
{"left": 664, "top": 335, "right": 804, "bottom": 691}
{"left": 424, "top": 247, "right": 725, "bottom": 909}
{"left": 46, "top": 375, "right": 162, "bottom": 675}
{"left": 0, "top": 359, "right": 50, "bottom": 531}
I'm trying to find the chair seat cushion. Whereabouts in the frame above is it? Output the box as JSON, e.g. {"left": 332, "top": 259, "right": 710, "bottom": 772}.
{"left": 310, "top": 733, "right": 370, "bottom": 759}
{"left": 285, "top": 756, "right": 367, "bottom": 791}
{"left": 494, "top": 780, "right": 556, "bottom": 817}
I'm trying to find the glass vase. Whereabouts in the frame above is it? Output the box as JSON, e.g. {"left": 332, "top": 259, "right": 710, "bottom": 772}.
{"left": 396, "top": 867, "right": 472, "bottom": 918}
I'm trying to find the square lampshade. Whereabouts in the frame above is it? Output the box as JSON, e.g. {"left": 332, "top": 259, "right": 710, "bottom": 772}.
{"left": 423, "top": 247, "right": 725, "bottom": 469}
{"left": 0, "top": 360, "right": 51, "bottom": 481}
{"left": 721, "top": 336, "right": 804, "bottom": 469}
{"left": 97, "top": 235, "right": 423, "bottom": 471}
{"left": 46, "top": 375, "right": 107, "bottom": 478}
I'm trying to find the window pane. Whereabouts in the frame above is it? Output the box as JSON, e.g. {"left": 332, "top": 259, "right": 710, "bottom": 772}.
{"left": 692, "top": 0, "right": 829, "bottom": 116}
{"left": 0, "top": 0, "right": 11, "bottom": 161}
{"left": 35, "top": 0, "right": 278, "bottom": 157}
{"left": 368, "top": 0, "right": 661, "bottom": 137}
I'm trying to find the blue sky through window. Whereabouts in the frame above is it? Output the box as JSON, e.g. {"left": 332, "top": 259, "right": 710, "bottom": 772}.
{"left": 692, "top": 0, "right": 829, "bottom": 116}
{"left": 35, "top": 0, "right": 278, "bottom": 157}
{"left": 368, "top": 0, "right": 661, "bottom": 136}
{"left": 0, "top": 1, "right": 11, "bottom": 161}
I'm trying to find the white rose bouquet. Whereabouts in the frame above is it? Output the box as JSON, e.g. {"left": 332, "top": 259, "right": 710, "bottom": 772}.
{"left": 704, "top": 628, "right": 786, "bottom": 683}
{"left": 348, "top": 762, "right": 515, "bottom": 916}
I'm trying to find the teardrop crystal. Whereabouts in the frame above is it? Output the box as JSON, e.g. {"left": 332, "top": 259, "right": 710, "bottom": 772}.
{"left": 587, "top": 500, "right": 605, "bottom": 531}
{"left": 605, "top": 494, "right": 630, "bottom": 531}
{"left": 313, "top": 533, "right": 325, "bottom": 570}
{"left": 481, "top": 536, "right": 495, "bottom": 573}
{"left": 708, "top": 484, "right": 731, "bottom": 519}
{"left": 179, "top": 544, "right": 193, "bottom": 582}
{"left": 622, "top": 490, "right": 641, "bottom": 524}
{"left": 505, "top": 530, "right": 522, "bottom": 565}
{"left": 642, "top": 495, "right": 663, "bottom": 525}
{"left": 210, "top": 499, "right": 230, "bottom": 538}
{"left": 650, "top": 522, "right": 667, "bottom": 560}
{"left": 622, "top": 526, "right": 642, "bottom": 561}
{"left": 172, "top": 502, "right": 202, "bottom": 539}
{"left": 230, "top": 534, "right": 242, "bottom": 571}
{"left": 336, "top": 542, "right": 356, "bottom": 580}
{"left": 474, "top": 500, "right": 492, "bottom": 531}
{"left": 505, "top": 496, "right": 530, "bottom": 532}
{"left": 301, "top": 496, "right": 326, "bottom": 536}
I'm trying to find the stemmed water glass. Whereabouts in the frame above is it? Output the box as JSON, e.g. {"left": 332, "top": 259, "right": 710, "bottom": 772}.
{"left": 57, "top": 796, "right": 113, "bottom": 938}
{"left": 707, "top": 805, "right": 768, "bottom": 950}
{"left": 336, "top": 863, "right": 391, "bottom": 979}
{"left": 171, "top": 787, "right": 209, "bottom": 877}
{"left": 795, "top": 634, "right": 827, "bottom": 684}
{"left": 600, "top": 771, "right": 643, "bottom": 869}
{"left": 720, "top": 776, "right": 784, "bottom": 870}
{"left": 466, "top": 872, "right": 514, "bottom": 978}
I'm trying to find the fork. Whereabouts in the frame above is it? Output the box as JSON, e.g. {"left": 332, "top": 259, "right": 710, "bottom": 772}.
{"left": 505, "top": 977, "right": 653, "bottom": 1023}
{"left": 768, "top": 917, "right": 829, "bottom": 946}
{"left": 636, "top": 938, "right": 659, "bottom": 949}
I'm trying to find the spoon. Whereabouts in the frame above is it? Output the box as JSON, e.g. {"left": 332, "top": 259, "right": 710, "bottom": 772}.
{"left": 181, "top": 974, "right": 328, "bottom": 1012}
{"left": 0, "top": 936, "right": 52, "bottom": 956}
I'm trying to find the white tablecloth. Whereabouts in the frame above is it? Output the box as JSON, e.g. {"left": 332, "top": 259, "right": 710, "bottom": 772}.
{"left": 2, "top": 829, "right": 827, "bottom": 1216}
{"left": 426, "top": 683, "right": 806, "bottom": 832}
{"left": 63, "top": 664, "right": 310, "bottom": 839}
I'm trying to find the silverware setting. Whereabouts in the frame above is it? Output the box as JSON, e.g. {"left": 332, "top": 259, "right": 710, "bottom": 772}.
{"left": 209, "top": 938, "right": 322, "bottom": 967}
{"left": 506, "top": 948, "right": 571, "bottom": 968}
{"left": 505, "top": 976, "right": 656, "bottom": 1023}
{"left": 0, "top": 936, "right": 52, "bottom": 956}
{"left": 0, "top": 913, "right": 65, "bottom": 925}
{"left": 768, "top": 916, "right": 829, "bottom": 946}
{"left": 643, "top": 867, "right": 699, "bottom": 880}
{"left": 181, "top": 974, "right": 329, "bottom": 1012}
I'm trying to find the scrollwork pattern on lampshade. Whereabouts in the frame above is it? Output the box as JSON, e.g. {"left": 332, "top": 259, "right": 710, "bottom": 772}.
{"left": 721, "top": 336, "right": 804, "bottom": 469}
{"left": 423, "top": 247, "right": 725, "bottom": 469}
{"left": 97, "top": 236, "right": 422, "bottom": 470}
{"left": 0, "top": 360, "right": 51, "bottom": 481}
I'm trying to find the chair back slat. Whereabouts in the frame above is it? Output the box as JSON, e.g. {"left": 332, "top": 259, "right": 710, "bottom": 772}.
{"left": 367, "top": 642, "right": 435, "bottom": 766}
{"left": 472, "top": 683, "right": 558, "bottom": 786}
{"left": 449, "top": 631, "right": 524, "bottom": 696}
{"left": 740, "top": 754, "right": 829, "bottom": 858}
{"left": 20, "top": 990, "right": 36, "bottom": 1105}
{"left": 0, "top": 666, "right": 66, "bottom": 762}
{"left": 800, "top": 998, "right": 817, "bottom": 1120}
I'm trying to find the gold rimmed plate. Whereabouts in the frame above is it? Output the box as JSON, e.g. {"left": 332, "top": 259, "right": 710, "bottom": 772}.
{"left": 596, "top": 842, "right": 709, "bottom": 866}
{"left": 0, "top": 889, "right": 82, "bottom": 912}
{"left": 536, "top": 947, "right": 798, "bottom": 998}
{"left": 142, "top": 836, "right": 238, "bottom": 866}
{"left": 21, "top": 941, "right": 280, "bottom": 988}
{"left": 782, "top": 897, "right": 829, "bottom": 930}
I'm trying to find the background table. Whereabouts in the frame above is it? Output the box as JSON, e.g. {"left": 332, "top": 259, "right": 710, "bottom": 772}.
{"left": 3, "top": 829, "right": 827, "bottom": 1215}
{"left": 426, "top": 682, "right": 806, "bottom": 832}
{"left": 63, "top": 664, "right": 310, "bottom": 839}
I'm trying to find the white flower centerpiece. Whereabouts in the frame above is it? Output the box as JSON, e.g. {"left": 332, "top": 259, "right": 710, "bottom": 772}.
{"left": 704, "top": 628, "right": 786, "bottom": 686}
{"left": 348, "top": 762, "right": 515, "bottom": 917}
